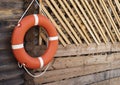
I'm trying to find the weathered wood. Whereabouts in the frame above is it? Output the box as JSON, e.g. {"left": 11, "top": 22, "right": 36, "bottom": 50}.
{"left": 91, "top": 77, "right": 120, "bottom": 85}
{"left": 0, "top": 21, "right": 17, "bottom": 32}
{"left": 34, "top": 53, "right": 120, "bottom": 84}
{"left": 0, "top": 9, "right": 23, "bottom": 20}
{"left": 35, "top": 53, "right": 118, "bottom": 71}
{"left": 0, "top": 70, "right": 24, "bottom": 80}
{"left": 0, "top": 33, "right": 11, "bottom": 41}
{"left": 28, "top": 42, "right": 120, "bottom": 57}
{"left": 0, "top": 77, "right": 24, "bottom": 85}
{"left": 0, "top": 63, "right": 18, "bottom": 72}
{"left": 43, "top": 69, "right": 120, "bottom": 85}
{"left": 0, "top": 1, "right": 23, "bottom": 9}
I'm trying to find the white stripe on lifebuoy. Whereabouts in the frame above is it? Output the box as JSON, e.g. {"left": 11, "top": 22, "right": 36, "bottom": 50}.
{"left": 38, "top": 57, "right": 44, "bottom": 68}
{"left": 12, "top": 44, "right": 24, "bottom": 49}
{"left": 49, "top": 36, "right": 58, "bottom": 41}
{"left": 33, "top": 14, "right": 39, "bottom": 25}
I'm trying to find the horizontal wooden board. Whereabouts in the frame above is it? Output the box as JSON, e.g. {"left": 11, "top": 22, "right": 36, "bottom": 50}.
{"left": 0, "top": 69, "right": 24, "bottom": 80}
{"left": 28, "top": 42, "right": 120, "bottom": 57}
{"left": 0, "top": 9, "right": 23, "bottom": 20}
{"left": 0, "top": 41, "right": 11, "bottom": 50}
{"left": 91, "top": 77, "right": 120, "bottom": 85}
{"left": 0, "top": 63, "right": 18, "bottom": 72}
{"left": 0, "top": 33, "right": 11, "bottom": 41}
{"left": 34, "top": 53, "right": 120, "bottom": 84}
{"left": 35, "top": 53, "right": 118, "bottom": 71}
{"left": 0, "top": 21, "right": 17, "bottom": 32}
{"left": 0, "top": 76, "right": 24, "bottom": 85}
{"left": 0, "top": 1, "right": 23, "bottom": 9}
{"left": 43, "top": 68, "right": 120, "bottom": 85}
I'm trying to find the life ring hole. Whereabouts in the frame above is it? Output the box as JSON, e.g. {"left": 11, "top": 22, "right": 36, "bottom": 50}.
{"left": 25, "top": 26, "right": 48, "bottom": 57}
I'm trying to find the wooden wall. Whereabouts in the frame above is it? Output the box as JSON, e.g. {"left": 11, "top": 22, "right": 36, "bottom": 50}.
{"left": 25, "top": 0, "right": 120, "bottom": 85}
{"left": 0, "top": 0, "right": 25, "bottom": 85}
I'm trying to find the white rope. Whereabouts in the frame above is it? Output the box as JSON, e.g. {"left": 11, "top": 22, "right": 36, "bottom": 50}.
{"left": 35, "top": 0, "right": 47, "bottom": 16}
{"left": 22, "top": 63, "right": 51, "bottom": 78}
{"left": 18, "top": 0, "right": 35, "bottom": 24}
{"left": 18, "top": 62, "right": 23, "bottom": 68}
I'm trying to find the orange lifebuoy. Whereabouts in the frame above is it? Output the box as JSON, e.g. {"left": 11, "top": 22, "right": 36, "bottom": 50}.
{"left": 11, "top": 14, "right": 58, "bottom": 69}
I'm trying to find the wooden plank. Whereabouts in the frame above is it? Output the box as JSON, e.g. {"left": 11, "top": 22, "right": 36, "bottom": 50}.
{"left": 36, "top": 53, "right": 117, "bottom": 71}
{"left": 0, "top": 41, "right": 11, "bottom": 50}
{"left": 0, "top": 63, "right": 18, "bottom": 72}
{"left": 91, "top": 77, "right": 120, "bottom": 85}
{"left": 0, "top": 1, "right": 23, "bottom": 9}
{"left": 34, "top": 53, "right": 120, "bottom": 84}
{"left": 0, "top": 33, "right": 11, "bottom": 41}
{"left": 0, "top": 77, "right": 24, "bottom": 85}
{"left": 43, "top": 69, "right": 120, "bottom": 85}
{"left": 0, "top": 9, "right": 23, "bottom": 20}
{"left": 30, "top": 42, "right": 120, "bottom": 57}
{"left": 0, "top": 70, "right": 24, "bottom": 80}
{"left": 0, "top": 21, "right": 17, "bottom": 32}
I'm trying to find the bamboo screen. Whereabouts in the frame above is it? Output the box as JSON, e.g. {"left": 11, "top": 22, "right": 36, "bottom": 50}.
{"left": 39, "top": 0, "right": 120, "bottom": 47}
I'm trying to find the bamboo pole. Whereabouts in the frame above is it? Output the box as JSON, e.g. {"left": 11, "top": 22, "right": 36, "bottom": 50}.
{"left": 114, "top": 0, "right": 120, "bottom": 12}
{"left": 45, "top": 0, "right": 79, "bottom": 45}
{"left": 91, "top": 0, "right": 114, "bottom": 43}
{"left": 50, "top": 0, "right": 82, "bottom": 44}
{"left": 93, "top": 0, "right": 116, "bottom": 42}
{"left": 108, "top": 0, "right": 120, "bottom": 26}
{"left": 42, "top": 6, "right": 69, "bottom": 46}
{"left": 39, "top": 0, "right": 43, "bottom": 45}
{"left": 70, "top": 0, "right": 99, "bottom": 45}
{"left": 58, "top": 0, "right": 89, "bottom": 45}
{"left": 62, "top": 0, "right": 92, "bottom": 44}
{"left": 84, "top": 0, "right": 108, "bottom": 43}
{"left": 100, "top": 0, "right": 120, "bottom": 41}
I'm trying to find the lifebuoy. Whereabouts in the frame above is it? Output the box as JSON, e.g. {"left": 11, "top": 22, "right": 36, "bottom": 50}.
{"left": 11, "top": 14, "right": 58, "bottom": 69}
